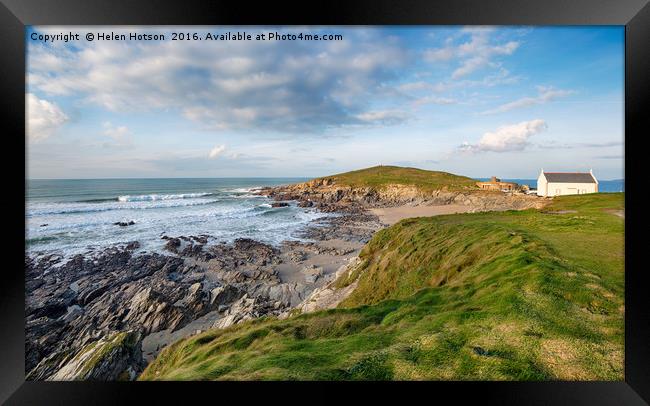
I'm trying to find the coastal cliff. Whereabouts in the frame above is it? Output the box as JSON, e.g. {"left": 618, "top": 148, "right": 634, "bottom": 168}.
{"left": 259, "top": 166, "right": 546, "bottom": 212}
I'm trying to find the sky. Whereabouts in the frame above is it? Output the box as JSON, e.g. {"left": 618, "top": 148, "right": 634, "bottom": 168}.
{"left": 26, "top": 26, "right": 624, "bottom": 180}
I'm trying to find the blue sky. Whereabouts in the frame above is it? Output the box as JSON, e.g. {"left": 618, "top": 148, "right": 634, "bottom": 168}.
{"left": 26, "top": 26, "right": 624, "bottom": 179}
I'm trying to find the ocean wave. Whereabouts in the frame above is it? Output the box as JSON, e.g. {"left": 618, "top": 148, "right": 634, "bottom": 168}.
{"left": 75, "top": 197, "right": 118, "bottom": 203}
{"left": 27, "top": 208, "right": 335, "bottom": 258}
{"left": 26, "top": 180, "right": 334, "bottom": 259}
{"left": 227, "top": 187, "right": 256, "bottom": 193}
{"left": 117, "top": 192, "right": 214, "bottom": 202}
{"left": 26, "top": 235, "right": 59, "bottom": 244}
{"left": 27, "top": 198, "right": 221, "bottom": 216}
{"left": 230, "top": 193, "right": 263, "bottom": 199}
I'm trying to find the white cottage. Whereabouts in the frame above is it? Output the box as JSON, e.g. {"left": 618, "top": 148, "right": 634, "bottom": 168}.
{"left": 536, "top": 169, "right": 598, "bottom": 197}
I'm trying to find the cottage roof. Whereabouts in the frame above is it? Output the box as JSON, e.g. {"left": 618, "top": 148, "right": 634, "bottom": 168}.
{"left": 543, "top": 172, "right": 596, "bottom": 183}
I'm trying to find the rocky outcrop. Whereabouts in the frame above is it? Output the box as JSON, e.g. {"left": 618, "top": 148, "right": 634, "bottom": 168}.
{"left": 258, "top": 180, "right": 547, "bottom": 213}
{"left": 114, "top": 221, "right": 136, "bottom": 227}
{"left": 287, "top": 258, "right": 362, "bottom": 316}
{"left": 211, "top": 294, "right": 281, "bottom": 330}
{"left": 297, "top": 212, "right": 386, "bottom": 244}
{"left": 301, "top": 265, "right": 323, "bottom": 283}
{"left": 49, "top": 330, "right": 144, "bottom": 381}
{"left": 25, "top": 235, "right": 324, "bottom": 381}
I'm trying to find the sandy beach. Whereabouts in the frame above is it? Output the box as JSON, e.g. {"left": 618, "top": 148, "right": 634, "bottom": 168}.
{"left": 370, "top": 204, "right": 473, "bottom": 226}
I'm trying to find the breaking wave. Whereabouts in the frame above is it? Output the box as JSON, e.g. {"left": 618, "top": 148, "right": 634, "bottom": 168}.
{"left": 117, "top": 192, "right": 214, "bottom": 202}
{"left": 28, "top": 198, "right": 221, "bottom": 216}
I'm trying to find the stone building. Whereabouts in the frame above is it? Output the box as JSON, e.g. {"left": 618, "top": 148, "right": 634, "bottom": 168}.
{"left": 476, "top": 176, "right": 518, "bottom": 191}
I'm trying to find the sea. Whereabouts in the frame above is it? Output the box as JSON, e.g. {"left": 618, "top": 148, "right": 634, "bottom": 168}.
{"left": 26, "top": 178, "right": 327, "bottom": 258}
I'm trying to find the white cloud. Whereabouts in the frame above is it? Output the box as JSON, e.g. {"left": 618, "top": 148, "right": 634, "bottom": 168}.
{"left": 481, "top": 86, "right": 575, "bottom": 114}
{"left": 393, "top": 81, "right": 457, "bottom": 108}
{"left": 423, "top": 47, "right": 454, "bottom": 62}
{"left": 397, "top": 81, "right": 433, "bottom": 92}
{"left": 459, "top": 119, "right": 547, "bottom": 153}
{"left": 27, "top": 27, "right": 410, "bottom": 134}
{"left": 453, "top": 57, "right": 489, "bottom": 79}
{"left": 102, "top": 121, "right": 130, "bottom": 140}
{"left": 355, "top": 110, "right": 410, "bottom": 125}
{"left": 26, "top": 93, "right": 68, "bottom": 142}
{"left": 424, "top": 27, "right": 520, "bottom": 80}
{"left": 208, "top": 144, "right": 226, "bottom": 159}
{"left": 397, "top": 81, "right": 449, "bottom": 93}
{"left": 100, "top": 121, "right": 134, "bottom": 148}
{"left": 412, "top": 96, "right": 456, "bottom": 106}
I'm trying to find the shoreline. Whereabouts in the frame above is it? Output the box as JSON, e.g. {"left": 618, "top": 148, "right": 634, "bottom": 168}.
{"left": 25, "top": 197, "right": 384, "bottom": 380}
{"left": 25, "top": 181, "right": 550, "bottom": 380}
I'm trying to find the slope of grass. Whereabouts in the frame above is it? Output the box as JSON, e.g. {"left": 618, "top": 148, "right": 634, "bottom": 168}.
{"left": 317, "top": 165, "right": 478, "bottom": 192}
{"left": 140, "top": 193, "right": 624, "bottom": 381}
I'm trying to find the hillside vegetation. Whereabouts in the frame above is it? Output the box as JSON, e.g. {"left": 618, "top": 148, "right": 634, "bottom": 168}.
{"left": 140, "top": 193, "right": 624, "bottom": 381}
{"left": 315, "top": 165, "right": 478, "bottom": 192}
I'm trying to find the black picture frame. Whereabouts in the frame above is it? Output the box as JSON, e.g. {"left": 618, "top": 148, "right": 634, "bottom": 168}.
{"left": 1, "top": 0, "right": 647, "bottom": 404}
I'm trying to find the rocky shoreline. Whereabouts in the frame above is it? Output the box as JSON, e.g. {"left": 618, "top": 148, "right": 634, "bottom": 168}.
{"left": 25, "top": 180, "right": 547, "bottom": 381}
{"left": 257, "top": 177, "right": 547, "bottom": 212}
{"left": 25, "top": 198, "right": 383, "bottom": 381}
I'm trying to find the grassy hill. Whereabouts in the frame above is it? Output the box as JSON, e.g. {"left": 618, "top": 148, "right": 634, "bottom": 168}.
{"left": 315, "top": 165, "right": 478, "bottom": 192}
{"left": 140, "top": 193, "right": 624, "bottom": 381}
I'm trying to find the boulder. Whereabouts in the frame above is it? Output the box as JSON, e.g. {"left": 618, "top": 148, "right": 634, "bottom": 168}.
{"left": 164, "top": 238, "right": 181, "bottom": 252}
{"left": 126, "top": 241, "right": 140, "bottom": 250}
{"left": 191, "top": 235, "right": 209, "bottom": 244}
{"left": 49, "top": 330, "right": 145, "bottom": 381}
{"left": 61, "top": 305, "right": 84, "bottom": 323}
{"left": 79, "top": 285, "right": 109, "bottom": 306}
{"left": 211, "top": 294, "right": 260, "bottom": 329}
{"left": 209, "top": 285, "right": 244, "bottom": 307}
{"left": 301, "top": 265, "right": 323, "bottom": 284}
{"left": 31, "top": 302, "right": 68, "bottom": 319}
{"left": 288, "top": 250, "right": 307, "bottom": 262}
{"left": 123, "top": 287, "right": 186, "bottom": 334}
{"left": 113, "top": 221, "right": 135, "bottom": 227}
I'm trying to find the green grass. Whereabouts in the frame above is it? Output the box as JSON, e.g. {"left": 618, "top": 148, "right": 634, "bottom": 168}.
{"left": 140, "top": 193, "right": 624, "bottom": 381}
{"left": 315, "top": 165, "right": 478, "bottom": 192}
